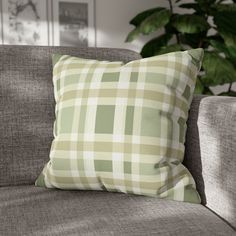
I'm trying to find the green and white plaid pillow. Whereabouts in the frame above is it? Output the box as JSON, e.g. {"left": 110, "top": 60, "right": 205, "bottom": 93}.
{"left": 36, "top": 49, "right": 203, "bottom": 203}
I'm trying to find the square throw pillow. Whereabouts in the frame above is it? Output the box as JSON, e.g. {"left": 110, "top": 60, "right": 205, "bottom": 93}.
{"left": 36, "top": 49, "right": 203, "bottom": 203}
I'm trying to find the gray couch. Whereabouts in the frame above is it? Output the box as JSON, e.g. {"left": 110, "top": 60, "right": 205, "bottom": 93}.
{"left": 0, "top": 45, "right": 235, "bottom": 236}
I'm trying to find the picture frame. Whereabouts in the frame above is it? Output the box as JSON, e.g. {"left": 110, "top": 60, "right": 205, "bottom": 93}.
{"left": 0, "top": 1, "right": 2, "bottom": 44}
{"left": 1, "top": 0, "right": 49, "bottom": 46}
{"left": 52, "top": 0, "right": 95, "bottom": 47}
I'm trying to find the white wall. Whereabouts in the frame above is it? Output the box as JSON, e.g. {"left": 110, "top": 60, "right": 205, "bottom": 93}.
{"left": 95, "top": 0, "right": 167, "bottom": 52}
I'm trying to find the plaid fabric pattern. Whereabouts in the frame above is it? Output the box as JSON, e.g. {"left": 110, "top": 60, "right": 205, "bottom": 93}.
{"left": 36, "top": 49, "right": 203, "bottom": 203}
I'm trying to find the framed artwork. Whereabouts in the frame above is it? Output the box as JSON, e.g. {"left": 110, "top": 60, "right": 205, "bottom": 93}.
{"left": 1, "top": 0, "right": 49, "bottom": 45}
{"left": 0, "top": 1, "right": 2, "bottom": 44}
{"left": 52, "top": 0, "right": 95, "bottom": 47}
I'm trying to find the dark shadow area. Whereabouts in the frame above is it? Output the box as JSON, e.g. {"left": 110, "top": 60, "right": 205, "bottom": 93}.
{"left": 183, "top": 95, "right": 207, "bottom": 204}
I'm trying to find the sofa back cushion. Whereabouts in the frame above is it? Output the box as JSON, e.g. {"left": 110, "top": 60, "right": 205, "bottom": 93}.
{"left": 0, "top": 45, "right": 141, "bottom": 186}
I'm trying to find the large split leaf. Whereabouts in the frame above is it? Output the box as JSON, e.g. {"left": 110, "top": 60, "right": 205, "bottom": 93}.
{"left": 141, "top": 34, "right": 173, "bottom": 57}
{"left": 172, "top": 14, "right": 209, "bottom": 34}
{"left": 129, "top": 7, "right": 165, "bottom": 27}
{"left": 139, "top": 9, "right": 171, "bottom": 35}
{"left": 202, "top": 52, "right": 236, "bottom": 86}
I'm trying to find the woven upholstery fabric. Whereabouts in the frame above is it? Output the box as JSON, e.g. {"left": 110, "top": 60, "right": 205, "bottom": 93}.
{"left": 1, "top": 186, "right": 235, "bottom": 236}
{"left": 0, "top": 45, "right": 140, "bottom": 187}
{"left": 36, "top": 49, "right": 203, "bottom": 203}
{"left": 184, "top": 96, "right": 236, "bottom": 229}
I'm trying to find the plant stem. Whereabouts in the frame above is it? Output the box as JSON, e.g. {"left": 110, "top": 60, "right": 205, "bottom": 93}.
{"left": 175, "top": 32, "right": 180, "bottom": 44}
{"left": 228, "top": 82, "right": 232, "bottom": 92}
{"left": 167, "top": 0, "right": 180, "bottom": 44}
{"left": 198, "top": 39, "right": 203, "bottom": 48}
{"left": 167, "top": 0, "right": 173, "bottom": 13}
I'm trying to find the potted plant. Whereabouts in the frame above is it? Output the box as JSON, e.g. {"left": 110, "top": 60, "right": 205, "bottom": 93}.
{"left": 126, "top": 0, "right": 236, "bottom": 96}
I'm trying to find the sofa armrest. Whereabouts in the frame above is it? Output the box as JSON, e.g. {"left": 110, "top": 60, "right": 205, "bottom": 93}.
{"left": 184, "top": 95, "right": 236, "bottom": 229}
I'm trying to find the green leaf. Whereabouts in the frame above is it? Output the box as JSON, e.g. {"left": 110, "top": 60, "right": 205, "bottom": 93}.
{"left": 194, "top": 78, "right": 205, "bottom": 94}
{"left": 140, "top": 9, "right": 171, "bottom": 35}
{"left": 227, "top": 46, "right": 236, "bottom": 62}
{"left": 129, "top": 7, "right": 166, "bottom": 26}
{"left": 189, "top": 0, "right": 215, "bottom": 14}
{"left": 180, "top": 33, "right": 207, "bottom": 48}
{"left": 209, "top": 39, "right": 236, "bottom": 61}
{"left": 172, "top": 14, "right": 209, "bottom": 34}
{"left": 210, "top": 39, "right": 229, "bottom": 55}
{"left": 213, "top": 4, "right": 236, "bottom": 47}
{"left": 196, "top": 0, "right": 216, "bottom": 5}
{"left": 218, "top": 30, "right": 236, "bottom": 47}
{"left": 179, "top": 3, "right": 203, "bottom": 12}
{"left": 202, "top": 52, "right": 236, "bottom": 86}
{"left": 154, "top": 44, "right": 182, "bottom": 55}
{"left": 214, "top": 10, "right": 236, "bottom": 35}
{"left": 214, "top": 3, "right": 236, "bottom": 12}
{"left": 141, "top": 34, "right": 173, "bottom": 58}
{"left": 125, "top": 27, "right": 140, "bottom": 42}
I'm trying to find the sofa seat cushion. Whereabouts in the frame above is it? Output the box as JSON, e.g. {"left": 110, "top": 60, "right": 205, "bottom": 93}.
{"left": 0, "top": 186, "right": 234, "bottom": 236}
